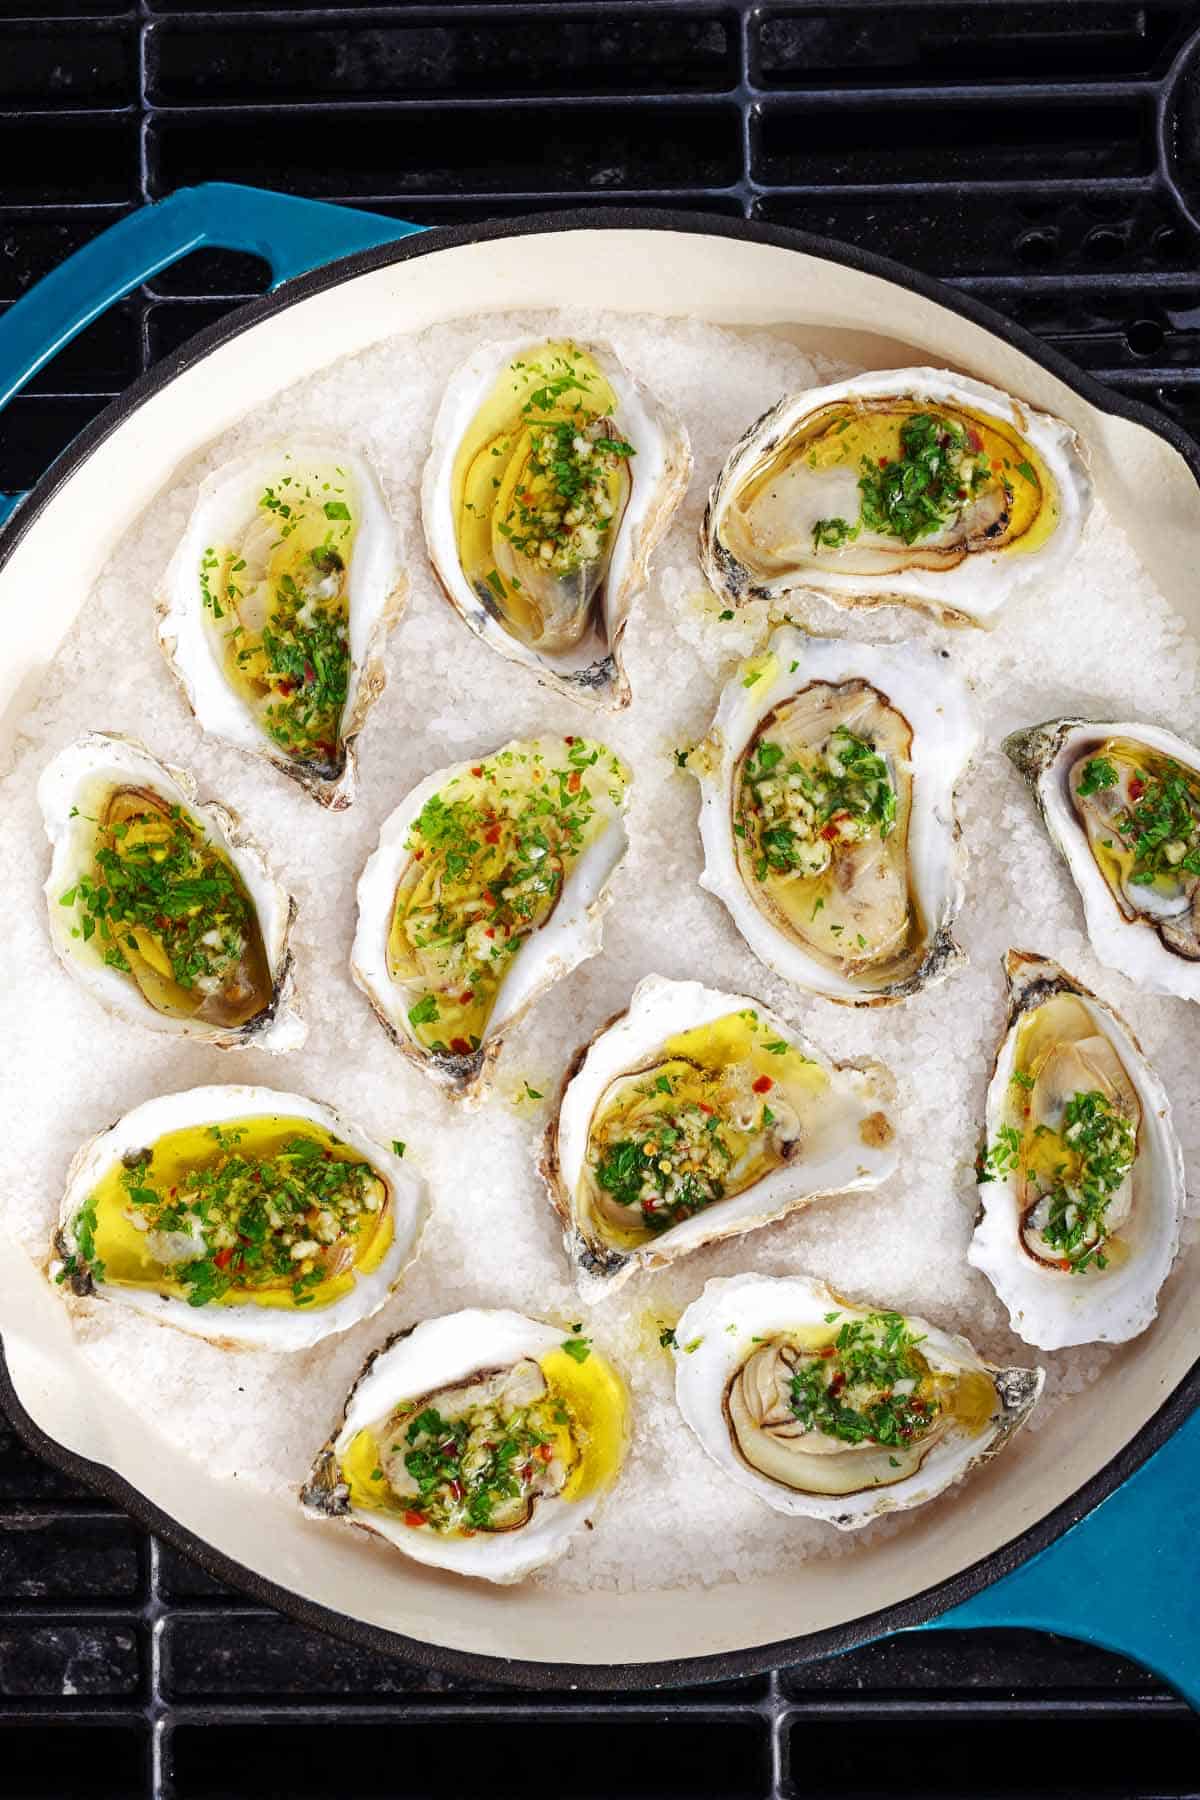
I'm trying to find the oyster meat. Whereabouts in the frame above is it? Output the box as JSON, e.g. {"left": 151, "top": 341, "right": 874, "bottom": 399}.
{"left": 157, "top": 442, "right": 406, "bottom": 808}
{"left": 302, "top": 1309, "right": 629, "bottom": 1583}
{"left": 352, "top": 735, "right": 631, "bottom": 1096}
{"left": 971, "top": 951, "right": 1184, "bottom": 1348}
{"left": 422, "top": 337, "right": 691, "bottom": 708}
{"left": 700, "top": 366, "right": 1090, "bottom": 625}
{"left": 52, "top": 1086, "right": 427, "bottom": 1350}
{"left": 544, "top": 974, "right": 897, "bottom": 1300}
{"left": 691, "top": 625, "right": 979, "bottom": 1002}
{"left": 674, "top": 1273, "right": 1043, "bottom": 1529}
{"left": 39, "top": 733, "right": 303, "bottom": 1051}
{"left": 1006, "top": 716, "right": 1200, "bottom": 1001}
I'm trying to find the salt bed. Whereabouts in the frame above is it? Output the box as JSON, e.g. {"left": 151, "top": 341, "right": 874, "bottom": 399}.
{"left": 1, "top": 309, "right": 1198, "bottom": 1598}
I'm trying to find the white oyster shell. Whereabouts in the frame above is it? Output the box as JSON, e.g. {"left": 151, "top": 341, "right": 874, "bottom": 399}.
{"left": 301, "top": 1308, "right": 629, "bottom": 1584}
{"left": 969, "top": 950, "right": 1184, "bottom": 1349}
{"left": 700, "top": 365, "right": 1091, "bottom": 626}
{"left": 1005, "top": 716, "right": 1200, "bottom": 1002}
{"left": 421, "top": 337, "right": 691, "bottom": 709}
{"left": 39, "top": 732, "right": 303, "bottom": 1051}
{"left": 53, "top": 1085, "right": 428, "bottom": 1351}
{"left": 543, "top": 973, "right": 898, "bottom": 1301}
{"left": 351, "top": 735, "right": 631, "bottom": 1099}
{"left": 691, "top": 625, "right": 979, "bottom": 1003}
{"left": 674, "top": 1272, "right": 1043, "bottom": 1530}
{"left": 157, "top": 440, "right": 406, "bottom": 808}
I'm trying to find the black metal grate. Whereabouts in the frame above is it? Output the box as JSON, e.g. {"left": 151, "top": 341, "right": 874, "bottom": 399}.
{"left": 4, "top": 4, "right": 1200, "bottom": 1794}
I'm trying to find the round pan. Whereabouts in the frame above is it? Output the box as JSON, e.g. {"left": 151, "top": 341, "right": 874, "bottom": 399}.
{"left": 2, "top": 210, "right": 1199, "bottom": 1686}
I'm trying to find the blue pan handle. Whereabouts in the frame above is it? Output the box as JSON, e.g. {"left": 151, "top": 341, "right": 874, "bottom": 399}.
{"left": 0, "top": 181, "right": 423, "bottom": 521}
{"left": 0, "top": 182, "right": 1197, "bottom": 1706}
{"left": 922, "top": 1404, "right": 1200, "bottom": 1707}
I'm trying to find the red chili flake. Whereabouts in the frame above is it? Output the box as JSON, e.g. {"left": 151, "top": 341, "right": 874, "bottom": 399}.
{"left": 956, "top": 487, "right": 967, "bottom": 499}
{"left": 277, "top": 680, "right": 294, "bottom": 696}
{"left": 818, "top": 1344, "right": 836, "bottom": 1359}
{"left": 471, "top": 766, "right": 483, "bottom": 777}
{"left": 1058, "top": 1258, "right": 1072, "bottom": 1272}
{"left": 482, "top": 890, "right": 497, "bottom": 907}
{"left": 567, "top": 770, "right": 582, "bottom": 794}
{"left": 966, "top": 428, "right": 982, "bottom": 452}
{"left": 536, "top": 1443, "right": 554, "bottom": 1462}
{"left": 1128, "top": 777, "right": 1145, "bottom": 801}
{"left": 564, "top": 735, "right": 575, "bottom": 745}
{"left": 459, "top": 990, "right": 474, "bottom": 1005}
{"left": 214, "top": 1247, "right": 234, "bottom": 1269}
{"left": 449, "top": 1036, "right": 472, "bottom": 1056}
{"left": 303, "top": 661, "right": 316, "bottom": 684}
{"left": 323, "top": 1150, "right": 333, "bottom": 1160}
{"left": 828, "top": 1372, "right": 846, "bottom": 1397}
{"left": 484, "top": 824, "right": 502, "bottom": 844}
{"left": 170, "top": 1188, "right": 177, "bottom": 1197}
{"left": 403, "top": 1511, "right": 426, "bottom": 1529}
{"left": 820, "top": 822, "right": 840, "bottom": 841}
{"left": 484, "top": 926, "right": 496, "bottom": 939}
{"left": 990, "top": 457, "right": 1004, "bottom": 471}
{"left": 698, "top": 1102, "right": 714, "bottom": 1116}
{"left": 413, "top": 848, "right": 424, "bottom": 860}
{"left": 878, "top": 456, "right": 889, "bottom": 467}
{"left": 909, "top": 1399, "right": 926, "bottom": 1413}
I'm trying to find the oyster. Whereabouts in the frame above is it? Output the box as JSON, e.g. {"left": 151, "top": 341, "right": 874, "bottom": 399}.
{"left": 690, "top": 626, "right": 979, "bottom": 1002}
{"left": 422, "top": 337, "right": 691, "bottom": 708}
{"left": 543, "top": 974, "right": 897, "bottom": 1300}
{"left": 700, "top": 366, "right": 1090, "bottom": 625}
{"left": 302, "top": 1309, "right": 629, "bottom": 1583}
{"left": 970, "top": 950, "right": 1184, "bottom": 1349}
{"left": 674, "top": 1273, "right": 1043, "bottom": 1529}
{"left": 52, "top": 1086, "right": 427, "bottom": 1350}
{"left": 39, "top": 732, "right": 303, "bottom": 1051}
{"left": 157, "top": 442, "right": 406, "bottom": 808}
{"left": 1006, "top": 716, "right": 1200, "bottom": 1001}
{"left": 352, "top": 735, "right": 631, "bottom": 1096}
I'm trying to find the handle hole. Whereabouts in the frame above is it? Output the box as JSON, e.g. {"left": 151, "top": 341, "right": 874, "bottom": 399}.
{"left": 144, "top": 248, "right": 272, "bottom": 301}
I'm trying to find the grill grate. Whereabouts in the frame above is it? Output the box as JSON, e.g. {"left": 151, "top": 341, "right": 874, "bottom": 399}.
{"left": 4, "top": 4, "right": 1200, "bottom": 1794}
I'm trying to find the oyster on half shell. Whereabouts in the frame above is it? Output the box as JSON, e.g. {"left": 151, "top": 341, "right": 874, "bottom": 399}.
{"left": 690, "top": 626, "right": 979, "bottom": 1003}
{"left": 39, "top": 732, "right": 303, "bottom": 1051}
{"left": 674, "top": 1273, "right": 1043, "bottom": 1530}
{"left": 970, "top": 950, "right": 1184, "bottom": 1349}
{"left": 700, "top": 367, "right": 1090, "bottom": 626}
{"left": 302, "top": 1309, "right": 629, "bottom": 1583}
{"left": 543, "top": 974, "right": 897, "bottom": 1300}
{"left": 352, "top": 735, "right": 631, "bottom": 1097}
{"left": 157, "top": 442, "right": 406, "bottom": 808}
{"left": 52, "top": 1086, "right": 427, "bottom": 1351}
{"left": 422, "top": 337, "right": 691, "bottom": 708}
{"left": 1006, "top": 716, "right": 1200, "bottom": 1001}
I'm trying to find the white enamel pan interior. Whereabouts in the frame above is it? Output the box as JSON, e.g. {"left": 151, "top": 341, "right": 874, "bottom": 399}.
{"left": 1, "top": 215, "right": 1198, "bottom": 1682}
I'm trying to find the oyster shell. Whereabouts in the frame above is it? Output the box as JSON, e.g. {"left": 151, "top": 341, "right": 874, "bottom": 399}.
{"left": 674, "top": 1273, "right": 1043, "bottom": 1529}
{"left": 39, "top": 732, "right": 303, "bottom": 1051}
{"left": 700, "top": 366, "right": 1090, "bottom": 626}
{"left": 157, "top": 441, "right": 406, "bottom": 808}
{"left": 422, "top": 337, "right": 691, "bottom": 708}
{"left": 543, "top": 974, "right": 898, "bottom": 1300}
{"left": 1006, "top": 716, "right": 1200, "bottom": 1001}
{"left": 351, "top": 735, "right": 631, "bottom": 1097}
{"left": 52, "top": 1086, "right": 427, "bottom": 1350}
{"left": 970, "top": 950, "right": 1184, "bottom": 1349}
{"left": 690, "top": 626, "right": 979, "bottom": 1002}
{"left": 302, "top": 1309, "right": 629, "bottom": 1583}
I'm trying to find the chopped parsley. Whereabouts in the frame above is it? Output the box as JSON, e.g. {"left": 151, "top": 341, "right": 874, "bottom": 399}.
{"left": 788, "top": 1312, "right": 939, "bottom": 1449}
{"left": 856, "top": 411, "right": 996, "bottom": 547}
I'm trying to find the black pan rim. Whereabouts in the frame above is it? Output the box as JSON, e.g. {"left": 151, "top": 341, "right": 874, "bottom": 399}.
{"left": 3, "top": 203, "right": 1198, "bottom": 1690}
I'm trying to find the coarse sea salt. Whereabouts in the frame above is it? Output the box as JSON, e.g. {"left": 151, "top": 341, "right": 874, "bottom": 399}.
{"left": 2, "top": 309, "right": 1197, "bottom": 1596}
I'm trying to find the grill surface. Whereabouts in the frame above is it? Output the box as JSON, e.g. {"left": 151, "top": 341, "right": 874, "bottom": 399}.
{"left": 4, "top": 3, "right": 1200, "bottom": 1795}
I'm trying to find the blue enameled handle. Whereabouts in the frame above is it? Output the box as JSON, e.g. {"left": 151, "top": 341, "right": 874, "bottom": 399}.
{"left": 0, "top": 181, "right": 423, "bottom": 522}
{"left": 0, "top": 183, "right": 1196, "bottom": 1708}
{"left": 921, "top": 1405, "right": 1200, "bottom": 1707}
